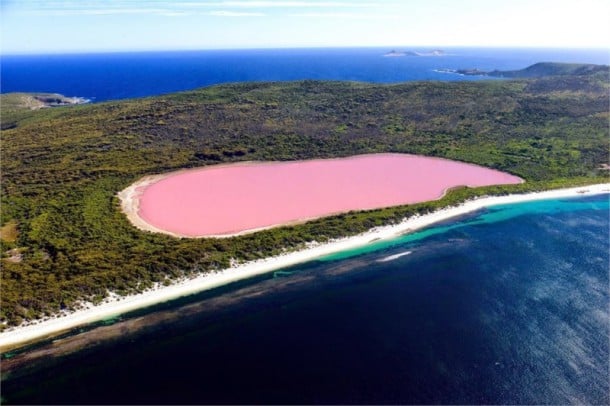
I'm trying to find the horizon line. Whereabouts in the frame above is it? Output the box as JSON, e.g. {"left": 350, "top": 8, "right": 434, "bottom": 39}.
{"left": 3, "top": 44, "right": 609, "bottom": 56}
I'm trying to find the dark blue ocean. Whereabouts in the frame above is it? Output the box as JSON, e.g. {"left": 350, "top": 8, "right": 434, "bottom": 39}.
{"left": 1, "top": 47, "right": 608, "bottom": 102}
{"left": 2, "top": 194, "right": 608, "bottom": 404}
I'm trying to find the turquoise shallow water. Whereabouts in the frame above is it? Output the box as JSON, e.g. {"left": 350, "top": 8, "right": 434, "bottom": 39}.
{"left": 2, "top": 193, "right": 608, "bottom": 404}
{"left": 321, "top": 195, "right": 609, "bottom": 262}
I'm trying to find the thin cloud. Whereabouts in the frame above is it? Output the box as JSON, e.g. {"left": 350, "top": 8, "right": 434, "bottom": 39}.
{"left": 9, "top": 0, "right": 380, "bottom": 17}
{"left": 28, "top": 8, "right": 172, "bottom": 16}
{"left": 290, "top": 12, "right": 400, "bottom": 19}
{"left": 23, "top": 0, "right": 378, "bottom": 9}
{"left": 208, "top": 10, "right": 265, "bottom": 16}
{"left": 222, "top": 1, "right": 375, "bottom": 7}
{"left": 159, "top": 12, "right": 191, "bottom": 17}
{"left": 176, "top": 1, "right": 377, "bottom": 8}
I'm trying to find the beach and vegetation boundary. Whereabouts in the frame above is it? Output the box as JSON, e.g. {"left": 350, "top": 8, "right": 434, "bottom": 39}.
{"left": 1, "top": 69, "right": 609, "bottom": 338}
{"left": 0, "top": 184, "right": 607, "bottom": 351}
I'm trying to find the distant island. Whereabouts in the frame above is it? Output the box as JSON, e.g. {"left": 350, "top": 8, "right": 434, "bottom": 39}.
{"left": 384, "top": 49, "right": 446, "bottom": 57}
{"left": 437, "top": 62, "right": 610, "bottom": 78}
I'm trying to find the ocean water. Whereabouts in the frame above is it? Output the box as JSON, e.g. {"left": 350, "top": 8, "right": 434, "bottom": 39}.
{"left": 2, "top": 194, "right": 608, "bottom": 404}
{"left": 2, "top": 47, "right": 608, "bottom": 102}
{"left": 2, "top": 47, "right": 609, "bottom": 404}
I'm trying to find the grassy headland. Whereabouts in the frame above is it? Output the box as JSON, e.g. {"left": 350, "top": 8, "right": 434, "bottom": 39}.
{"left": 1, "top": 67, "right": 608, "bottom": 327}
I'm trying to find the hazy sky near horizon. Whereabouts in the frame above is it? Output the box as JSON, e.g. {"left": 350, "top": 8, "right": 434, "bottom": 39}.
{"left": 1, "top": 0, "right": 609, "bottom": 54}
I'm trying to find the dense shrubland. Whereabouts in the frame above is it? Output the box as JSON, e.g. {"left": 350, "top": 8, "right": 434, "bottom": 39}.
{"left": 1, "top": 71, "right": 608, "bottom": 327}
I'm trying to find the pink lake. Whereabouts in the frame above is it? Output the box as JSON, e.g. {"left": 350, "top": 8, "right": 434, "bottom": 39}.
{"left": 137, "top": 154, "right": 523, "bottom": 237}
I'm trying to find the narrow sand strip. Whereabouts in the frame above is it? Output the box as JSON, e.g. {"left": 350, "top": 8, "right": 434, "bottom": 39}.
{"left": 117, "top": 174, "right": 185, "bottom": 237}
{"left": 1, "top": 183, "right": 608, "bottom": 351}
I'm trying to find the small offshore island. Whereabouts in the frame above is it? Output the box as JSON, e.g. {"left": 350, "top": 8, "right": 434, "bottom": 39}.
{"left": 1, "top": 61, "right": 609, "bottom": 350}
{"left": 384, "top": 49, "right": 446, "bottom": 57}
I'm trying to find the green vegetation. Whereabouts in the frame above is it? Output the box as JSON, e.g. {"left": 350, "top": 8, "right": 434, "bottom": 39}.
{"left": 488, "top": 62, "right": 610, "bottom": 78}
{"left": 0, "top": 220, "right": 19, "bottom": 243}
{"left": 0, "top": 93, "right": 89, "bottom": 132}
{"left": 1, "top": 71, "right": 609, "bottom": 327}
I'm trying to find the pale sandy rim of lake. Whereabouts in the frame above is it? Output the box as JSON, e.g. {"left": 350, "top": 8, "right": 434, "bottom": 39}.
{"left": 1, "top": 183, "right": 608, "bottom": 351}
{"left": 117, "top": 154, "right": 525, "bottom": 238}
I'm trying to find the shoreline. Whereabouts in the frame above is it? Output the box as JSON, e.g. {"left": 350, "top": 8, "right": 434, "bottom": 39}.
{"left": 2, "top": 183, "right": 608, "bottom": 351}
{"left": 117, "top": 153, "right": 524, "bottom": 238}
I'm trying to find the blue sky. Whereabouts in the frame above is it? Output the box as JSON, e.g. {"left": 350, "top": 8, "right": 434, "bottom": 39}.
{"left": 1, "top": 0, "right": 609, "bottom": 54}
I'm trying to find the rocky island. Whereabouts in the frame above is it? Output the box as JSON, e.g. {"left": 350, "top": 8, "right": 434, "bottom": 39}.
{"left": 384, "top": 49, "right": 446, "bottom": 57}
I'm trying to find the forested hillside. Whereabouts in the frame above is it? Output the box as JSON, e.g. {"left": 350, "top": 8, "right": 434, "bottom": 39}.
{"left": 1, "top": 70, "right": 608, "bottom": 326}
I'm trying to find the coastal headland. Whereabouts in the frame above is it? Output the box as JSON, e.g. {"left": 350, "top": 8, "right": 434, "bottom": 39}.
{"left": 0, "top": 92, "right": 89, "bottom": 111}
{"left": 436, "top": 62, "right": 610, "bottom": 78}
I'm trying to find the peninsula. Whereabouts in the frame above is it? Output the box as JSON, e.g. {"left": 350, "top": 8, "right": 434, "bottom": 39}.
{"left": 442, "top": 62, "right": 610, "bottom": 78}
{"left": 0, "top": 92, "right": 89, "bottom": 110}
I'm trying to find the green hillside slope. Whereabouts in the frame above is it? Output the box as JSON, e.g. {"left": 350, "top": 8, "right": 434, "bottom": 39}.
{"left": 1, "top": 73, "right": 608, "bottom": 326}
{"left": 488, "top": 62, "right": 610, "bottom": 78}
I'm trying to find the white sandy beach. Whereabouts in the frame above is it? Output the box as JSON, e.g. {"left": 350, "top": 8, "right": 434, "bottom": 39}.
{"left": 1, "top": 183, "right": 608, "bottom": 351}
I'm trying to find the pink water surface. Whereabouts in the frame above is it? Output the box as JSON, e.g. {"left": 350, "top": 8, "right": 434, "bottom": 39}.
{"left": 138, "top": 154, "right": 522, "bottom": 237}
